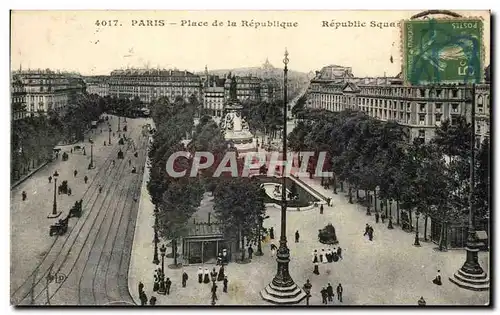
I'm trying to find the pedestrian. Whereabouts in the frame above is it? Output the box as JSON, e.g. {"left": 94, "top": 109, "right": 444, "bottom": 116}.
{"left": 327, "top": 198, "right": 331, "bottom": 206}
{"left": 364, "top": 223, "right": 370, "bottom": 236}
{"left": 182, "top": 271, "right": 188, "bottom": 288}
{"left": 70, "top": 148, "right": 73, "bottom": 154}
{"left": 203, "top": 268, "right": 210, "bottom": 284}
{"left": 104, "top": 141, "right": 107, "bottom": 146}
{"left": 165, "top": 277, "right": 172, "bottom": 295}
{"left": 197, "top": 267, "right": 203, "bottom": 283}
{"left": 129, "top": 159, "right": 131, "bottom": 166}
{"left": 211, "top": 282, "right": 218, "bottom": 301}
{"left": 336, "top": 283, "right": 343, "bottom": 302}
{"left": 99, "top": 185, "right": 103, "bottom": 194}
{"left": 270, "top": 244, "right": 277, "bottom": 256}
{"left": 48, "top": 176, "right": 52, "bottom": 184}
{"left": 320, "top": 204, "right": 324, "bottom": 214}
{"left": 67, "top": 188, "right": 72, "bottom": 196}
{"left": 112, "top": 160, "right": 115, "bottom": 166}
{"left": 149, "top": 296, "right": 156, "bottom": 306}
{"left": 313, "top": 262, "right": 320, "bottom": 275}
{"left": 295, "top": 230, "right": 300, "bottom": 243}
{"left": 74, "top": 170, "right": 78, "bottom": 177}
{"left": 140, "top": 291, "right": 148, "bottom": 306}
{"left": 337, "top": 246, "right": 343, "bottom": 260}
{"left": 84, "top": 175, "right": 88, "bottom": 184}
{"left": 375, "top": 212, "right": 380, "bottom": 223}
{"left": 418, "top": 296, "right": 426, "bottom": 306}
{"left": 320, "top": 249, "right": 326, "bottom": 263}
{"left": 381, "top": 212, "right": 386, "bottom": 223}
{"left": 326, "top": 248, "right": 333, "bottom": 263}
{"left": 153, "top": 275, "right": 159, "bottom": 292}
{"left": 223, "top": 276, "right": 228, "bottom": 293}
{"left": 432, "top": 270, "right": 442, "bottom": 285}
{"left": 321, "top": 287, "right": 328, "bottom": 304}
{"left": 138, "top": 281, "right": 144, "bottom": 295}
{"left": 327, "top": 283, "right": 334, "bottom": 303}
{"left": 248, "top": 245, "right": 254, "bottom": 260}
{"left": 222, "top": 249, "right": 228, "bottom": 264}
{"left": 22, "top": 191, "right": 27, "bottom": 201}
{"left": 368, "top": 226, "right": 374, "bottom": 241}
{"left": 312, "top": 249, "right": 318, "bottom": 263}
{"left": 269, "top": 227, "right": 275, "bottom": 239}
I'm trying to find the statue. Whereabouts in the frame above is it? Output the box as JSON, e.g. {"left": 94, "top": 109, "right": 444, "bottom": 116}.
{"left": 229, "top": 74, "right": 237, "bottom": 101}
{"left": 318, "top": 223, "right": 339, "bottom": 245}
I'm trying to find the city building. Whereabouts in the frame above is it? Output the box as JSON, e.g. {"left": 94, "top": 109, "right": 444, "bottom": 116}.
{"left": 224, "top": 75, "right": 262, "bottom": 102}
{"left": 108, "top": 68, "right": 202, "bottom": 104}
{"left": 260, "top": 78, "right": 281, "bottom": 103}
{"left": 306, "top": 65, "right": 490, "bottom": 144}
{"left": 11, "top": 74, "right": 27, "bottom": 120}
{"left": 12, "top": 69, "right": 86, "bottom": 116}
{"left": 84, "top": 76, "right": 110, "bottom": 97}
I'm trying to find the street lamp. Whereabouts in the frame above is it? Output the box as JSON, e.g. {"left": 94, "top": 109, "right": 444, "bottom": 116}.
{"left": 153, "top": 207, "right": 160, "bottom": 265}
{"left": 157, "top": 244, "right": 167, "bottom": 295}
{"left": 48, "top": 171, "right": 60, "bottom": 218}
{"left": 261, "top": 49, "right": 305, "bottom": 304}
{"left": 414, "top": 212, "right": 421, "bottom": 247}
{"left": 303, "top": 280, "right": 312, "bottom": 306}
{"left": 388, "top": 200, "right": 394, "bottom": 229}
{"left": 108, "top": 128, "right": 112, "bottom": 145}
{"left": 211, "top": 272, "right": 217, "bottom": 305}
{"left": 160, "top": 244, "right": 166, "bottom": 274}
{"left": 88, "top": 138, "right": 94, "bottom": 169}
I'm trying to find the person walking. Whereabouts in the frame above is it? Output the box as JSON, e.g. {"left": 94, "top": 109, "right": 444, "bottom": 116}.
{"left": 295, "top": 230, "right": 300, "bottom": 243}
{"left": 368, "top": 226, "right": 374, "bottom": 241}
{"left": 336, "top": 283, "right": 343, "bottom": 302}
{"left": 327, "top": 283, "right": 334, "bottom": 303}
{"left": 153, "top": 275, "right": 159, "bottom": 292}
{"left": 270, "top": 244, "right": 277, "bottom": 257}
{"left": 313, "top": 262, "right": 320, "bottom": 275}
{"left": 375, "top": 212, "right": 380, "bottom": 223}
{"left": 203, "top": 268, "right": 210, "bottom": 284}
{"left": 84, "top": 175, "right": 88, "bottom": 184}
{"left": 364, "top": 224, "right": 370, "bottom": 236}
{"left": 381, "top": 212, "right": 386, "bottom": 223}
{"left": 165, "top": 277, "right": 172, "bottom": 295}
{"left": 223, "top": 276, "right": 228, "bottom": 293}
{"left": 312, "top": 249, "right": 318, "bottom": 263}
{"left": 99, "top": 185, "right": 103, "bottom": 194}
{"left": 217, "top": 265, "right": 225, "bottom": 281}
{"left": 149, "top": 296, "right": 157, "bottom": 306}
{"left": 248, "top": 245, "right": 254, "bottom": 260}
{"left": 320, "top": 204, "right": 324, "bottom": 214}
{"left": 432, "top": 270, "right": 442, "bottom": 285}
{"left": 22, "top": 191, "right": 27, "bottom": 201}
{"left": 269, "top": 227, "right": 275, "bottom": 239}
{"left": 48, "top": 176, "right": 52, "bottom": 184}
{"left": 74, "top": 170, "right": 78, "bottom": 177}
{"left": 418, "top": 296, "right": 426, "bottom": 306}
{"left": 197, "top": 267, "right": 203, "bottom": 284}
{"left": 182, "top": 271, "right": 188, "bottom": 288}
{"left": 321, "top": 287, "right": 328, "bottom": 304}
{"left": 337, "top": 246, "right": 343, "bottom": 260}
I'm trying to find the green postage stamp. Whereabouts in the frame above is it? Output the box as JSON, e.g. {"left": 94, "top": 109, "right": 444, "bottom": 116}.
{"left": 402, "top": 18, "right": 484, "bottom": 85}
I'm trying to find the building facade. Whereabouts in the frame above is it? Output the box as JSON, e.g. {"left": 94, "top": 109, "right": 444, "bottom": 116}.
{"left": 224, "top": 75, "right": 262, "bottom": 102}
{"left": 12, "top": 69, "right": 86, "bottom": 116}
{"left": 11, "top": 74, "right": 27, "bottom": 121}
{"left": 108, "top": 68, "right": 202, "bottom": 104}
{"left": 306, "top": 65, "right": 490, "bottom": 144}
{"left": 85, "top": 76, "right": 110, "bottom": 97}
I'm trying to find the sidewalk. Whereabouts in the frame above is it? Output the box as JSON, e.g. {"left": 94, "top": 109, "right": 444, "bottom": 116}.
{"left": 127, "top": 162, "right": 489, "bottom": 306}
{"left": 10, "top": 115, "right": 124, "bottom": 293}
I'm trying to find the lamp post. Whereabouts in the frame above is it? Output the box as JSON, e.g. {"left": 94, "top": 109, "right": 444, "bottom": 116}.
{"left": 88, "top": 138, "right": 94, "bottom": 169}
{"left": 50, "top": 171, "right": 59, "bottom": 217}
{"left": 118, "top": 116, "right": 121, "bottom": 133}
{"left": 388, "top": 199, "right": 394, "bottom": 229}
{"left": 153, "top": 207, "right": 160, "bottom": 265}
{"left": 414, "top": 212, "right": 421, "bottom": 247}
{"left": 108, "top": 127, "right": 112, "bottom": 145}
{"left": 211, "top": 272, "right": 217, "bottom": 305}
{"left": 450, "top": 83, "right": 489, "bottom": 290}
{"left": 157, "top": 244, "right": 167, "bottom": 295}
{"left": 160, "top": 244, "right": 166, "bottom": 274}
{"left": 261, "top": 49, "right": 305, "bottom": 304}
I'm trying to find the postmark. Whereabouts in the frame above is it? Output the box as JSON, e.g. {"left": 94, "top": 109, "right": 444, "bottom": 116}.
{"left": 402, "top": 17, "right": 484, "bottom": 85}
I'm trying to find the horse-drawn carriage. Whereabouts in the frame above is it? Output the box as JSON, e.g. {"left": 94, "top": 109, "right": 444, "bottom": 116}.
{"left": 49, "top": 216, "right": 69, "bottom": 236}
{"left": 318, "top": 223, "right": 339, "bottom": 245}
{"left": 58, "top": 180, "right": 70, "bottom": 195}
{"left": 69, "top": 199, "right": 83, "bottom": 218}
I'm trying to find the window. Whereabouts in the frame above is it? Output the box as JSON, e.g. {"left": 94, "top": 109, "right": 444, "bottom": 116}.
{"left": 435, "top": 113, "right": 442, "bottom": 124}
{"left": 452, "top": 89, "right": 458, "bottom": 98}
{"left": 419, "top": 114, "right": 426, "bottom": 125}
{"left": 436, "top": 89, "right": 442, "bottom": 97}
{"left": 477, "top": 124, "right": 481, "bottom": 133}
{"left": 420, "top": 103, "right": 426, "bottom": 112}
{"left": 451, "top": 104, "right": 459, "bottom": 113}
{"left": 419, "top": 129, "right": 425, "bottom": 138}
{"left": 435, "top": 103, "right": 442, "bottom": 111}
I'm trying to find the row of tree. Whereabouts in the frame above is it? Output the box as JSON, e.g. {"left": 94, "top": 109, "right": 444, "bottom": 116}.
{"left": 288, "top": 108, "right": 490, "bottom": 249}
{"left": 240, "top": 99, "right": 283, "bottom": 141}
{"left": 11, "top": 93, "right": 106, "bottom": 182}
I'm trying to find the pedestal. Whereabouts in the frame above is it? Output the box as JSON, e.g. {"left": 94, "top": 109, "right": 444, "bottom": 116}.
{"left": 449, "top": 244, "right": 489, "bottom": 291}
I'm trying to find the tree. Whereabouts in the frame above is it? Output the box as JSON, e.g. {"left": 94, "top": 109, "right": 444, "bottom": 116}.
{"left": 213, "top": 178, "right": 266, "bottom": 261}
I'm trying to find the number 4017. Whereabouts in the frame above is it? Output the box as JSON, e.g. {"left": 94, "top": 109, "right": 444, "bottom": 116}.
{"left": 95, "top": 20, "right": 120, "bottom": 26}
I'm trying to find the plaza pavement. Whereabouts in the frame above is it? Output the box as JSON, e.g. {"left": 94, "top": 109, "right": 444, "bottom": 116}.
{"left": 128, "top": 164, "right": 489, "bottom": 305}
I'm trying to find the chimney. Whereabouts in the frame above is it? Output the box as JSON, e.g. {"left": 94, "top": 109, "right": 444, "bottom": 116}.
{"left": 208, "top": 212, "right": 211, "bottom": 225}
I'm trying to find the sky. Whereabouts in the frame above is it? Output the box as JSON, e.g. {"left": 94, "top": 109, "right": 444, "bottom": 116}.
{"left": 10, "top": 10, "right": 491, "bottom": 77}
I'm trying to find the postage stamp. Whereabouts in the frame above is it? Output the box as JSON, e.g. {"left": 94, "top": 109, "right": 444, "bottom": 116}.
{"left": 402, "top": 17, "right": 484, "bottom": 85}
{"left": 9, "top": 10, "right": 491, "bottom": 307}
